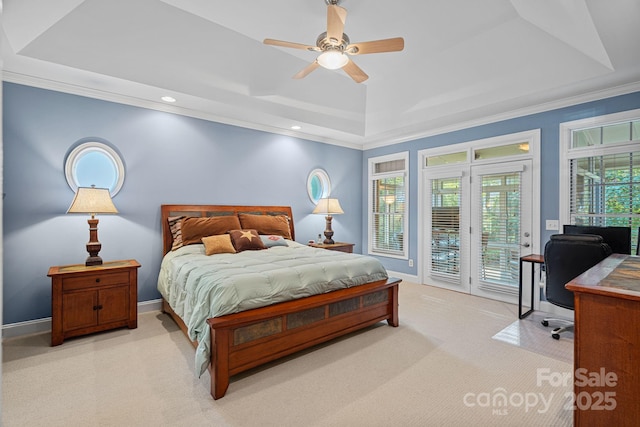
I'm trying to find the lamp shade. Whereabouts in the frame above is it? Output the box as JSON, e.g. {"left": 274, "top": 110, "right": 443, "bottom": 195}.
{"left": 312, "top": 198, "right": 344, "bottom": 215}
{"left": 67, "top": 186, "right": 118, "bottom": 215}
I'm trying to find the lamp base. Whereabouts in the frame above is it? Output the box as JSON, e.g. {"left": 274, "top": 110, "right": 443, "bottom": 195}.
{"left": 323, "top": 215, "right": 335, "bottom": 244}
{"left": 85, "top": 256, "right": 103, "bottom": 266}
{"left": 85, "top": 218, "right": 103, "bottom": 266}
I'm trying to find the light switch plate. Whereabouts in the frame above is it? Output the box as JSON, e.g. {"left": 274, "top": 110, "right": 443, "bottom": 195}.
{"left": 546, "top": 220, "right": 559, "bottom": 230}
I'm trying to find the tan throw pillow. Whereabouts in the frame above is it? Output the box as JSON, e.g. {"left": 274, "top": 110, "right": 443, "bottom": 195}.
{"left": 238, "top": 213, "right": 291, "bottom": 239}
{"left": 168, "top": 216, "right": 185, "bottom": 251}
{"left": 229, "top": 229, "right": 266, "bottom": 252}
{"left": 202, "top": 234, "right": 236, "bottom": 255}
{"left": 181, "top": 215, "right": 241, "bottom": 246}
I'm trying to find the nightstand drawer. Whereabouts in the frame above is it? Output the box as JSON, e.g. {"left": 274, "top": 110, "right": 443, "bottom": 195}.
{"left": 62, "top": 271, "right": 129, "bottom": 291}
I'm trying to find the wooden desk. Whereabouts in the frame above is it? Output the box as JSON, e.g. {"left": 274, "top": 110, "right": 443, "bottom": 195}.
{"left": 566, "top": 254, "right": 640, "bottom": 426}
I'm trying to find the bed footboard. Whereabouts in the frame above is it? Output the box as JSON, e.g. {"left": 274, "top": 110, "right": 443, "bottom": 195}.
{"left": 206, "top": 277, "right": 400, "bottom": 399}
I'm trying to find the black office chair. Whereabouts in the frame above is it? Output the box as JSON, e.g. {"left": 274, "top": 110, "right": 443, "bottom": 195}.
{"left": 542, "top": 234, "right": 612, "bottom": 339}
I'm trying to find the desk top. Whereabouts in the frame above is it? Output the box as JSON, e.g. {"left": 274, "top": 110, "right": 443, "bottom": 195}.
{"left": 521, "top": 253, "right": 544, "bottom": 264}
{"left": 566, "top": 254, "right": 640, "bottom": 302}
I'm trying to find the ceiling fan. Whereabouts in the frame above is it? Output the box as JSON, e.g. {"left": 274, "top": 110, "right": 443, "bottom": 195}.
{"left": 263, "top": 0, "right": 404, "bottom": 83}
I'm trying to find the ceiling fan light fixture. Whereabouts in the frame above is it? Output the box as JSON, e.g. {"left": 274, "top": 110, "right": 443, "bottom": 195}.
{"left": 317, "top": 51, "right": 348, "bottom": 70}
{"left": 264, "top": 0, "right": 403, "bottom": 82}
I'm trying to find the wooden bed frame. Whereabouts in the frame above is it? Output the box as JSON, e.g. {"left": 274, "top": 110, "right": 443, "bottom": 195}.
{"left": 160, "top": 204, "right": 401, "bottom": 399}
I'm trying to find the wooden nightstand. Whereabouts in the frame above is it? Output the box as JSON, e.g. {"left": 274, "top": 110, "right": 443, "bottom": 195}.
{"left": 309, "top": 242, "right": 355, "bottom": 253}
{"left": 48, "top": 259, "right": 140, "bottom": 346}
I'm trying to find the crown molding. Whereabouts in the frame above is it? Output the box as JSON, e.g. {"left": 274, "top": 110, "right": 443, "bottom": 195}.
{"left": 362, "top": 81, "right": 640, "bottom": 150}
{"left": 5, "top": 71, "right": 639, "bottom": 152}
{"left": 2, "top": 71, "right": 365, "bottom": 150}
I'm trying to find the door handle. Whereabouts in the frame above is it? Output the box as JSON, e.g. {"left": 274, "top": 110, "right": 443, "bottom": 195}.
{"left": 521, "top": 243, "right": 530, "bottom": 248}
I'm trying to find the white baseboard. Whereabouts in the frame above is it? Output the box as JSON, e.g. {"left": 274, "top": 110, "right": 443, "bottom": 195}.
{"left": 386, "top": 270, "right": 419, "bottom": 284}
{"left": 1, "top": 299, "right": 163, "bottom": 339}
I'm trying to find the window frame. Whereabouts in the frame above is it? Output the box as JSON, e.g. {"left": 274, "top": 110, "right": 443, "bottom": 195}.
{"left": 559, "top": 109, "right": 640, "bottom": 245}
{"left": 307, "top": 168, "right": 331, "bottom": 204}
{"left": 65, "top": 140, "right": 126, "bottom": 196}
{"left": 367, "top": 151, "right": 409, "bottom": 259}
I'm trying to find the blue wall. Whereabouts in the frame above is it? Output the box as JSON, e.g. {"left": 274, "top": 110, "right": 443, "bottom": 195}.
{"left": 2, "top": 82, "right": 363, "bottom": 324}
{"left": 363, "top": 91, "right": 640, "bottom": 276}
{"left": 4, "top": 82, "right": 640, "bottom": 325}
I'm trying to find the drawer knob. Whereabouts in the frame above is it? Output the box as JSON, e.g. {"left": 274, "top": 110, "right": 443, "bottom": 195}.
{"left": 95, "top": 278, "right": 101, "bottom": 283}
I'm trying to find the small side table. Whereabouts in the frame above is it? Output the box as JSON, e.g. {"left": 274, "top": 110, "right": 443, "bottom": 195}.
{"left": 519, "top": 254, "right": 544, "bottom": 319}
{"left": 309, "top": 242, "right": 354, "bottom": 253}
{"left": 48, "top": 259, "right": 140, "bottom": 346}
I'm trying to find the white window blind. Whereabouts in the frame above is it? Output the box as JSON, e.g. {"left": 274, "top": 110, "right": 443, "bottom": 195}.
{"left": 369, "top": 153, "right": 408, "bottom": 258}
{"left": 375, "top": 158, "right": 405, "bottom": 174}
{"left": 569, "top": 151, "right": 640, "bottom": 249}
{"left": 479, "top": 172, "right": 521, "bottom": 287}
{"left": 430, "top": 177, "right": 461, "bottom": 281}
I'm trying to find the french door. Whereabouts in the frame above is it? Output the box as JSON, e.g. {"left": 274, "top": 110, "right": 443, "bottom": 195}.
{"left": 421, "top": 132, "right": 539, "bottom": 304}
{"left": 469, "top": 161, "right": 532, "bottom": 301}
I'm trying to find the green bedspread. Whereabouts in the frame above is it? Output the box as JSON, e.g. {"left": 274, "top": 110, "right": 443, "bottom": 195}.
{"left": 157, "top": 240, "right": 389, "bottom": 376}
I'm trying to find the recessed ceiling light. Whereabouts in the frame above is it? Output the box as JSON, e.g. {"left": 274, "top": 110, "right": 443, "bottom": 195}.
{"left": 291, "top": 125, "right": 301, "bottom": 130}
{"left": 161, "top": 96, "right": 176, "bottom": 103}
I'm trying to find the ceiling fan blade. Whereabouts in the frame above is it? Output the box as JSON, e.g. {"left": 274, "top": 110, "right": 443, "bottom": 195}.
{"left": 346, "top": 37, "right": 404, "bottom": 55}
{"left": 326, "top": 4, "right": 347, "bottom": 44}
{"left": 293, "top": 61, "right": 320, "bottom": 79}
{"left": 342, "top": 59, "right": 368, "bottom": 83}
{"left": 264, "top": 38, "right": 319, "bottom": 51}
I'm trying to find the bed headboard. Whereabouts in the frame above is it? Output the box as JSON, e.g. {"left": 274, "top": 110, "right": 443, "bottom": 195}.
{"left": 160, "top": 204, "right": 295, "bottom": 255}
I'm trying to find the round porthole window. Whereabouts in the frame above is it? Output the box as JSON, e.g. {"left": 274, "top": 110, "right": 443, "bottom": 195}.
{"left": 307, "top": 168, "right": 331, "bottom": 204}
{"left": 65, "top": 141, "right": 125, "bottom": 196}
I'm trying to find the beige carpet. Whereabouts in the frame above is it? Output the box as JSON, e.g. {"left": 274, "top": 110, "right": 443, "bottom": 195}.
{"left": 2, "top": 282, "right": 573, "bottom": 426}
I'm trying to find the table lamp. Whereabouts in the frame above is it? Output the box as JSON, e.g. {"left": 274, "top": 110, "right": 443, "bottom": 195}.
{"left": 67, "top": 185, "right": 119, "bottom": 266}
{"left": 312, "top": 198, "right": 344, "bottom": 244}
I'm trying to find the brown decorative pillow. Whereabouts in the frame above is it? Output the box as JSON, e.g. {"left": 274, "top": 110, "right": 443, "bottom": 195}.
{"left": 238, "top": 213, "right": 291, "bottom": 239}
{"left": 168, "top": 216, "right": 186, "bottom": 251}
{"left": 181, "top": 215, "right": 242, "bottom": 246}
{"left": 202, "top": 234, "right": 236, "bottom": 255}
{"left": 229, "top": 229, "right": 266, "bottom": 252}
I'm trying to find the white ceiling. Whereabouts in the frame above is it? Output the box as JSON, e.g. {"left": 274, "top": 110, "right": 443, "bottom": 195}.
{"left": 3, "top": 0, "right": 640, "bottom": 149}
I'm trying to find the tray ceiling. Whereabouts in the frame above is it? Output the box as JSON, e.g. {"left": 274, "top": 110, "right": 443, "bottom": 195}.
{"left": 3, "top": 0, "right": 640, "bottom": 148}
